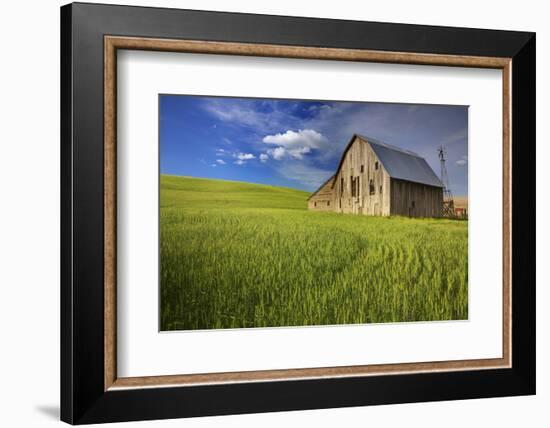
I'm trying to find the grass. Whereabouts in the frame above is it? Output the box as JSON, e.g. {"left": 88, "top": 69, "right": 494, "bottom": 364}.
{"left": 160, "top": 175, "right": 468, "bottom": 331}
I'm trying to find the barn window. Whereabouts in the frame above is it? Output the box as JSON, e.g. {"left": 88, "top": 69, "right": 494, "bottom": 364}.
{"left": 375, "top": 161, "right": 379, "bottom": 170}
{"left": 379, "top": 185, "right": 383, "bottom": 194}
{"left": 341, "top": 177, "right": 344, "bottom": 193}
{"left": 327, "top": 201, "right": 330, "bottom": 206}
{"left": 360, "top": 165, "right": 364, "bottom": 173}
{"left": 350, "top": 176, "right": 354, "bottom": 196}
{"left": 357, "top": 176, "right": 360, "bottom": 198}
{"left": 314, "top": 201, "right": 317, "bottom": 207}
{"left": 411, "top": 201, "right": 416, "bottom": 208}
{"left": 369, "top": 179, "right": 375, "bottom": 195}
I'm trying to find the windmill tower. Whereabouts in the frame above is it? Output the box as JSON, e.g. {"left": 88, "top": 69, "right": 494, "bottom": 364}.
{"left": 438, "top": 146, "right": 455, "bottom": 217}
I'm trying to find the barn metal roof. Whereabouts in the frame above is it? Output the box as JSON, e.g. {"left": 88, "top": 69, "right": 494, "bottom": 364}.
{"left": 357, "top": 135, "right": 444, "bottom": 188}
{"left": 313, "top": 134, "right": 444, "bottom": 197}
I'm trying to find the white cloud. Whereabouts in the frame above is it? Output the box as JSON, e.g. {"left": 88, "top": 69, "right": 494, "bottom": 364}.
{"left": 216, "top": 148, "right": 227, "bottom": 156}
{"left": 210, "top": 164, "right": 217, "bottom": 168}
{"left": 263, "top": 129, "right": 327, "bottom": 150}
{"left": 268, "top": 147, "right": 286, "bottom": 160}
{"left": 456, "top": 155, "right": 468, "bottom": 166}
{"left": 205, "top": 102, "right": 262, "bottom": 127}
{"left": 262, "top": 129, "right": 327, "bottom": 161}
{"left": 227, "top": 152, "right": 256, "bottom": 165}
{"left": 270, "top": 146, "right": 312, "bottom": 160}
{"left": 259, "top": 153, "right": 268, "bottom": 163}
{"left": 287, "top": 146, "right": 311, "bottom": 160}
{"left": 234, "top": 152, "right": 255, "bottom": 160}
{"left": 202, "top": 99, "right": 297, "bottom": 133}
{"left": 216, "top": 159, "right": 226, "bottom": 165}
{"left": 267, "top": 145, "right": 312, "bottom": 161}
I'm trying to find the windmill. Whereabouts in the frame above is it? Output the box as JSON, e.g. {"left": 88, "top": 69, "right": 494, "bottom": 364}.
{"left": 437, "top": 146, "right": 455, "bottom": 217}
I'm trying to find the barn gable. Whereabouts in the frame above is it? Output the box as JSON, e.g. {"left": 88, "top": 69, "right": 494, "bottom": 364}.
{"left": 307, "top": 175, "right": 335, "bottom": 201}
{"left": 307, "top": 175, "right": 336, "bottom": 211}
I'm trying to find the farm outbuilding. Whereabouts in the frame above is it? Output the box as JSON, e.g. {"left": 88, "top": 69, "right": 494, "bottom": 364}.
{"left": 308, "top": 134, "right": 444, "bottom": 218}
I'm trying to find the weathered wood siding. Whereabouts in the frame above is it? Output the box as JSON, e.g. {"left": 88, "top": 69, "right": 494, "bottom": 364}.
{"left": 307, "top": 177, "right": 335, "bottom": 211}
{"left": 390, "top": 179, "right": 443, "bottom": 218}
{"left": 307, "top": 135, "right": 443, "bottom": 218}
{"left": 333, "top": 137, "right": 391, "bottom": 216}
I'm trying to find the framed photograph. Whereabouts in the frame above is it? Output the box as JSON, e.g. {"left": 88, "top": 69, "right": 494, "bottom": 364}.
{"left": 60, "top": 2, "right": 535, "bottom": 424}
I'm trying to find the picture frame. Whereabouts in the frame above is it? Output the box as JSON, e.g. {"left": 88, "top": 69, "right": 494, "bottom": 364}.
{"left": 60, "top": 2, "right": 535, "bottom": 424}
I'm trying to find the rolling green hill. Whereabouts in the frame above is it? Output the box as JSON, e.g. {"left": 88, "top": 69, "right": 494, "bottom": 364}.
{"left": 160, "top": 174, "right": 310, "bottom": 210}
{"left": 160, "top": 175, "right": 468, "bottom": 331}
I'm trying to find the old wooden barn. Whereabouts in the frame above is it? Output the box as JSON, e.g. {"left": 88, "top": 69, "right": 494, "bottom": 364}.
{"left": 308, "top": 134, "right": 444, "bottom": 217}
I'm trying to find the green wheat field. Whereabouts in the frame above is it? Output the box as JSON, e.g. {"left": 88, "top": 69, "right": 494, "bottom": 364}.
{"left": 160, "top": 174, "right": 468, "bottom": 331}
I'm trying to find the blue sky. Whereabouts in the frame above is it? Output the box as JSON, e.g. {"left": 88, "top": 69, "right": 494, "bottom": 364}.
{"left": 160, "top": 95, "right": 468, "bottom": 196}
